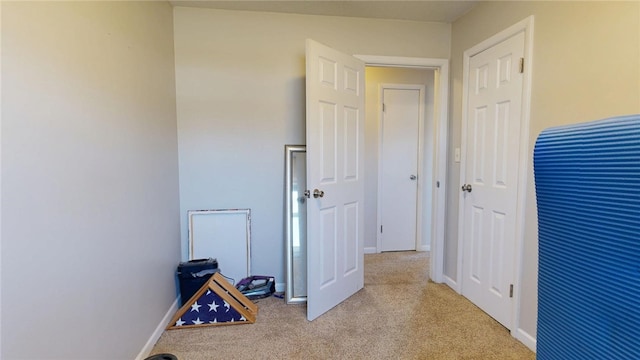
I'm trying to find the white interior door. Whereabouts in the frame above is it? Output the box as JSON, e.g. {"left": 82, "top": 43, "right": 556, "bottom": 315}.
{"left": 460, "top": 31, "right": 525, "bottom": 329}
{"left": 305, "top": 39, "right": 365, "bottom": 321}
{"left": 379, "top": 86, "right": 422, "bottom": 252}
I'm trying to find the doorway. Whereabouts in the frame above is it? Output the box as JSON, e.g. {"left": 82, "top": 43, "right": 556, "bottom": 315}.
{"left": 357, "top": 56, "right": 449, "bottom": 282}
{"left": 365, "top": 68, "right": 433, "bottom": 255}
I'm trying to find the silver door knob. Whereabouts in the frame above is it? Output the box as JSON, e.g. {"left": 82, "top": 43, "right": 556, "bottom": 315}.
{"left": 313, "top": 189, "right": 325, "bottom": 198}
{"left": 461, "top": 184, "right": 472, "bottom": 192}
{"left": 410, "top": 175, "right": 417, "bottom": 180}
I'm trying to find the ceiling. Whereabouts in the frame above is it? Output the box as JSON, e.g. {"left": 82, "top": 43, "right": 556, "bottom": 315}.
{"left": 169, "top": 1, "right": 479, "bottom": 23}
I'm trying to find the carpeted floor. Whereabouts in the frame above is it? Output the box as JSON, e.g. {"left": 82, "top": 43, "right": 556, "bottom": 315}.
{"left": 149, "top": 252, "right": 535, "bottom": 359}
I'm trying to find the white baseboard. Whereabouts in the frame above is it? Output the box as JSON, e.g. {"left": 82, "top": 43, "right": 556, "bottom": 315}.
{"left": 515, "top": 327, "right": 537, "bottom": 353}
{"left": 443, "top": 274, "right": 460, "bottom": 293}
{"left": 275, "top": 282, "right": 285, "bottom": 293}
{"left": 135, "top": 297, "right": 179, "bottom": 360}
{"left": 365, "top": 246, "right": 430, "bottom": 253}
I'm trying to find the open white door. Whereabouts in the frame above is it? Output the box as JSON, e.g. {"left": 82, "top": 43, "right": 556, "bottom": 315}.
{"left": 305, "top": 39, "right": 365, "bottom": 321}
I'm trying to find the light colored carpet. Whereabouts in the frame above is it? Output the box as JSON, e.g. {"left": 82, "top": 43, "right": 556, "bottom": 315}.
{"left": 150, "top": 252, "right": 535, "bottom": 359}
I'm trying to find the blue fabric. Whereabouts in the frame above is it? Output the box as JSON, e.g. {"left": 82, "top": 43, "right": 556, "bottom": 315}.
{"left": 534, "top": 114, "right": 640, "bottom": 359}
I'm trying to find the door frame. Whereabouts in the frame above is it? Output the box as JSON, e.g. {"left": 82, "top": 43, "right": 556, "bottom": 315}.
{"left": 354, "top": 55, "right": 449, "bottom": 283}
{"left": 376, "top": 84, "right": 426, "bottom": 253}
{"left": 456, "top": 16, "right": 534, "bottom": 344}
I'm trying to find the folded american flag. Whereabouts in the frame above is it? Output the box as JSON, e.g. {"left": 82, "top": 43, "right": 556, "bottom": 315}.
{"left": 174, "top": 289, "right": 247, "bottom": 326}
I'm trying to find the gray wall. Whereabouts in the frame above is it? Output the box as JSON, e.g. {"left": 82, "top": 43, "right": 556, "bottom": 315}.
{"left": 173, "top": 7, "right": 450, "bottom": 285}
{"left": 448, "top": 0, "right": 640, "bottom": 340}
{"left": 1, "top": 2, "right": 180, "bottom": 359}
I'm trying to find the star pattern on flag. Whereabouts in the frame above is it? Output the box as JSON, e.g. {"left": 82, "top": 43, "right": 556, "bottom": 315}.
{"left": 208, "top": 301, "right": 219, "bottom": 312}
{"left": 191, "top": 302, "right": 202, "bottom": 312}
{"left": 174, "top": 290, "right": 247, "bottom": 327}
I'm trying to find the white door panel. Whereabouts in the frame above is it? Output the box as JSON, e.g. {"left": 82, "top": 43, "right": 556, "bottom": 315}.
{"left": 380, "top": 87, "right": 421, "bottom": 252}
{"left": 461, "top": 32, "right": 525, "bottom": 329}
{"left": 306, "top": 39, "right": 365, "bottom": 321}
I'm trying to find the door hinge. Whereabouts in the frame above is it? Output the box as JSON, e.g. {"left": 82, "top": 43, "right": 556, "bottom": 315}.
{"left": 382, "top": 103, "right": 386, "bottom": 112}
{"left": 519, "top": 58, "right": 524, "bottom": 74}
{"left": 380, "top": 225, "right": 383, "bottom": 233}
{"left": 509, "top": 284, "right": 514, "bottom": 298}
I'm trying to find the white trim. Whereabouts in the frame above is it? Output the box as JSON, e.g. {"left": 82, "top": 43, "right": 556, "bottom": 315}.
{"left": 357, "top": 55, "right": 443, "bottom": 69}
{"left": 431, "top": 63, "right": 448, "bottom": 284}
{"left": 417, "top": 245, "right": 430, "bottom": 252}
{"left": 415, "top": 85, "right": 426, "bottom": 253}
{"left": 364, "top": 246, "right": 377, "bottom": 254}
{"left": 513, "top": 15, "right": 535, "bottom": 345}
{"left": 135, "top": 297, "right": 180, "bottom": 360}
{"left": 457, "top": 16, "right": 535, "bottom": 337}
{"left": 375, "top": 84, "right": 383, "bottom": 253}
{"left": 376, "top": 83, "right": 425, "bottom": 253}
{"left": 457, "top": 50, "right": 471, "bottom": 298}
{"left": 443, "top": 274, "right": 459, "bottom": 292}
{"left": 515, "top": 327, "right": 537, "bottom": 353}
{"left": 355, "top": 55, "right": 449, "bottom": 284}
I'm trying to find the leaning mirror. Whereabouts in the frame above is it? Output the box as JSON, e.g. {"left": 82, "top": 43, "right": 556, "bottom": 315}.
{"left": 285, "top": 145, "right": 307, "bottom": 304}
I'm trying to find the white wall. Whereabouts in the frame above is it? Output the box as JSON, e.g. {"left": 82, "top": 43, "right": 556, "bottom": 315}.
{"left": 1, "top": 2, "right": 180, "bottom": 359}
{"left": 449, "top": 0, "right": 640, "bottom": 343}
{"left": 364, "top": 67, "right": 435, "bottom": 253}
{"left": 173, "top": 7, "right": 450, "bottom": 285}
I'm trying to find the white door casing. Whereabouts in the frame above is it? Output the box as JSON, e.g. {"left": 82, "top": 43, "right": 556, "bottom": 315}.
{"left": 379, "top": 85, "right": 424, "bottom": 252}
{"left": 305, "top": 39, "right": 365, "bottom": 321}
{"left": 355, "top": 55, "right": 449, "bottom": 284}
{"left": 460, "top": 31, "right": 525, "bottom": 329}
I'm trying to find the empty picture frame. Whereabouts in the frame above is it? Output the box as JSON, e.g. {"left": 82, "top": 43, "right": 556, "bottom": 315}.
{"left": 188, "top": 209, "right": 251, "bottom": 285}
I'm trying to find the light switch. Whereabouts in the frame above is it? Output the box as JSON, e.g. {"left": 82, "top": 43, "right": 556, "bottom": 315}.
{"left": 454, "top": 148, "right": 461, "bottom": 163}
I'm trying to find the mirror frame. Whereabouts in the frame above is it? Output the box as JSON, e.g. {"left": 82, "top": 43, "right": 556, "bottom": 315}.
{"left": 285, "top": 145, "right": 307, "bottom": 304}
